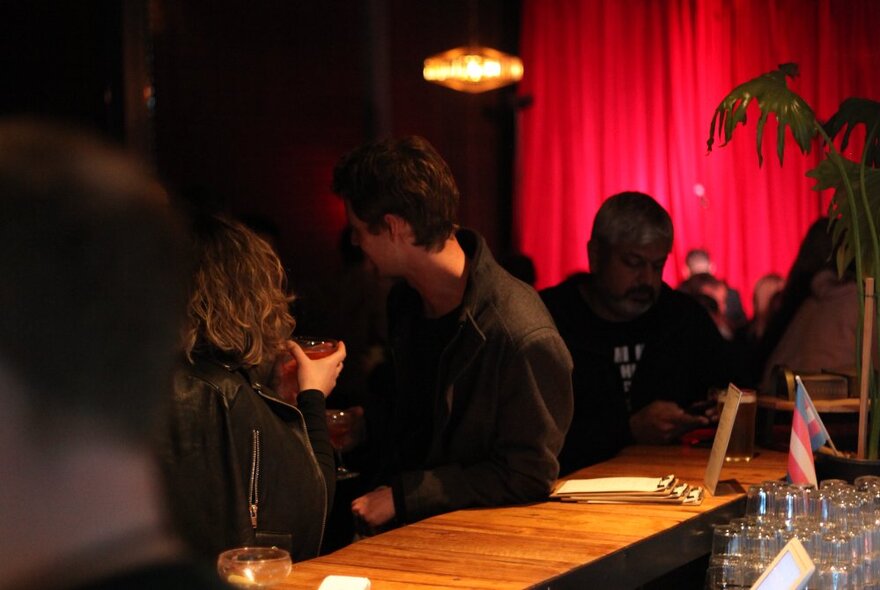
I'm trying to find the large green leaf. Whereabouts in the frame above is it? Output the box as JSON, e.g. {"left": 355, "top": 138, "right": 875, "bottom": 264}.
{"left": 711, "top": 65, "right": 880, "bottom": 458}
{"left": 707, "top": 63, "right": 817, "bottom": 166}
{"left": 809, "top": 154, "right": 880, "bottom": 277}
{"left": 823, "top": 98, "right": 880, "bottom": 168}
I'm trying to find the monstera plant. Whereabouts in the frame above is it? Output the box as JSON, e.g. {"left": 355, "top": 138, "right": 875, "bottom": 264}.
{"left": 707, "top": 63, "right": 880, "bottom": 460}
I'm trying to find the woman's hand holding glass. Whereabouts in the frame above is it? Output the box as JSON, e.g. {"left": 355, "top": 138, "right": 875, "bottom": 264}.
{"left": 275, "top": 338, "right": 346, "bottom": 402}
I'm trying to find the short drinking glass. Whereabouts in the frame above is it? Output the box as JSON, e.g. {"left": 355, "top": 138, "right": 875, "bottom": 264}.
{"left": 217, "top": 546, "right": 292, "bottom": 588}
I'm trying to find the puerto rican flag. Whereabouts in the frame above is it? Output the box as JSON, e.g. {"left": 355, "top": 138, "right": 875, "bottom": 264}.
{"left": 787, "top": 377, "right": 831, "bottom": 486}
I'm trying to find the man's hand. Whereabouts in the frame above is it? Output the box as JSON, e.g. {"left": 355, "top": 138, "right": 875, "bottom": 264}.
{"left": 629, "top": 400, "right": 709, "bottom": 444}
{"left": 688, "top": 399, "right": 720, "bottom": 424}
{"left": 351, "top": 486, "right": 395, "bottom": 529}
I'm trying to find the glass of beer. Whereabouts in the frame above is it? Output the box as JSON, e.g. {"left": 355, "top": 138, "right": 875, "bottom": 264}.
{"left": 718, "top": 388, "right": 757, "bottom": 462}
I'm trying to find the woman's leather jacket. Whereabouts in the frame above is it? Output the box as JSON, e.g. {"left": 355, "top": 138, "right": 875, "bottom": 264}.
{"left": 158, "top": 353, "right": 335, "bottom": 562}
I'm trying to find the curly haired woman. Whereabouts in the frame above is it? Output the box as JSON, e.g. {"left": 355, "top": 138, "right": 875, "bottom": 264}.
{"left": 159, "top": 213, "right": 346, "bottom": 563}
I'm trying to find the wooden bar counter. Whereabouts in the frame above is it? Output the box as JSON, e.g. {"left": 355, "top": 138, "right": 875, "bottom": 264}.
{"left": 277, "top": 446, "right": 787, "bottom": 589}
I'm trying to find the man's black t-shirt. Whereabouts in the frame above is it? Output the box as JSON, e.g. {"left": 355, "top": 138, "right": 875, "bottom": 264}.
{"left": 541, "top": 273, "right": 736, "bottom": 475}
{"left": 396, "top": 305, "right": 461, "bottom": 470}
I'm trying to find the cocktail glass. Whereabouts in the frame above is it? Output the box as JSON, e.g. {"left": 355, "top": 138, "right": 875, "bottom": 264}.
{"left": 326, "top": 409, "right": 359, "bottom": 480}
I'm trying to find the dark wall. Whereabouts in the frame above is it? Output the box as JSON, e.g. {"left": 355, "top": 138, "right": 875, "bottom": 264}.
{"left": 0, "top": 0, "right": 520, "bottom": 325}
{"left": 0, "top": 1, "right": 125, "bottom": 139}
{"left": 386, "top": 0, "right": 521, "bottom": 253}
{"left": 150, "top": 0, "right": 520, "bottom": 297}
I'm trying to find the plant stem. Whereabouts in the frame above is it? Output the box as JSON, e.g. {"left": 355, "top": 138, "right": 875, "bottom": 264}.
{"left": 817, "top": 121, "right": 880, "bottom": 459}
{"left": 860, "top": 121, "right": 880, "bottom": 459}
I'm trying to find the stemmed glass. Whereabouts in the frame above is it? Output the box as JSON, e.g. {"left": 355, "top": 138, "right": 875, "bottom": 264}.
{"left": 326, "top": 409, "right": 359, "bottom": 480}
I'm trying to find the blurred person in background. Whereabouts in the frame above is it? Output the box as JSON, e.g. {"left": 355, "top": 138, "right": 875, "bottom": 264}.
{"left": 747, "top": 273, "right": 785, "bottom": 343}
{"left": 678, "top": 272, "right": 733, "bottom": 340}
{"left": 683, "top": 247, "right": 747, "bottom": 332}
{"left": 0, "top": 119, "right": 230, "bottom": 589}
{"left": 318, "top": 225, "right": 389, "bottom": 410}
{"left": 758, "top": 222, "right": 857, "bottom": 393}
{"left": 754, "top": 218, "right": 837, "bottom": 387}
{"left": 500, "top": 250, "right": 538, "bottom": 287}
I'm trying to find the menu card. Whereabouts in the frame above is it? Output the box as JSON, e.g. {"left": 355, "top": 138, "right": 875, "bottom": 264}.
{"left": 551, "top": 474, "right": 703, "bottom": 505}
{"left": 703, "top": 383, "right": 743, "bottom": 495}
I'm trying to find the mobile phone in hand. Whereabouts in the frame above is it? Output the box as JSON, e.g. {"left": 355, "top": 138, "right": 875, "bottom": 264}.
{"left": 684, "top": 399, "right": 715, "bottom": 416}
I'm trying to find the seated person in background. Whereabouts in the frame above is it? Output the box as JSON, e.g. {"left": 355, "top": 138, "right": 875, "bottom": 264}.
{"left": 684, "top": 247, "right": 747, "bottom": 331}
{"left": 747, "top": 273, "right": 785, "bottom": 342}
{"left": 319, "top": 225, "right": 390, "bottom": 410}
{"left": 332, "top": 136, "right": 573, "bottom": 531}
{"left": 0, "top": 120, "right": 228, "bottom": 589}
{"left": 159, "top": 213, "right": 346, "bottom": 563}
{"left": 541, "top": 192, "right": 738, "bottom": 475}
{"left": 500, "top": 250, "right": 538, "bottom": 286}
{"left": 736, "top": 273, "right": 785, "bottom": 391}
{"left": 678, "top": 272, "right": 733, "bottom": 340}
{"left": 754, "top": 218, "right": 833, "bottom": 385}
{"left": 679, "top": 272, "right": 754, "bottom": 388}
{"left": 684, "top": 247, "right": 714, "bottom": 276}
{"left": 760, "top": 265, "right": 857, "bottom": 393}
{"left": 303, "top": 226, "right": 390, "bottom": 553}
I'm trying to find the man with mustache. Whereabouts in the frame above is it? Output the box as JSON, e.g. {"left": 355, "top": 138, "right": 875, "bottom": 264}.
{"left": 541, "top": 192, "right": 732, "bottom": 475}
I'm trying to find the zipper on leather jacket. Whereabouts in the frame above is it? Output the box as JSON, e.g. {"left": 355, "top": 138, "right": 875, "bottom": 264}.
{"left": 249, "top": 429, "right": 261, "bottom": 529}
{"left": 249, "top": 385, "right": 328, "bottom": 556}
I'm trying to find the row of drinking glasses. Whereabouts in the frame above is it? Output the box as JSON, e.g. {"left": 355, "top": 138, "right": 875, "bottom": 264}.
{"left": 706, "top": 476, "right": 880, "bottom": 590}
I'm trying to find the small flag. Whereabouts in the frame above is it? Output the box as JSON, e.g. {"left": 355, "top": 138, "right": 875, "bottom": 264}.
{"left": 787, "top": 377, "right": 830, "bottom": 486}
{"left": 798, "top": 377, "right": 831, "bottom": 450}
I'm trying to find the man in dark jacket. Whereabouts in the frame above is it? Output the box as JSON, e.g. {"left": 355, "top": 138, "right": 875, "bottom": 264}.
{"left": 332, "top": 136, "right": 573, "bottom": 529}
{"left": 541, "top": 192, "right": 735, "bottom": 475}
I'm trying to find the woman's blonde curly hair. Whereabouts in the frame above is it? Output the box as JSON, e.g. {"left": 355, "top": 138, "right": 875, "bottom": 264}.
{"left": 182, "top": 214, "right": 294, "bottom": 367}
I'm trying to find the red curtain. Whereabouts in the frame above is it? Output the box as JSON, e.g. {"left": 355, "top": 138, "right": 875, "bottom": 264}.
{"left": 516, "top": 0, "right": 880, "bottom": 314}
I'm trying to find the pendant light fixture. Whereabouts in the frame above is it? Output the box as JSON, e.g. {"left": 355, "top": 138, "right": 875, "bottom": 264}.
{"left": 422, "top": 1, "right": 523, "bottom": 93}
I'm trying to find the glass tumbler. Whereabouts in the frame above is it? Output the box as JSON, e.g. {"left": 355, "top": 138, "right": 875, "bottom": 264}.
{"left": 814, "top": 533, "right": 853, "bottom": 590}
{"left": 747, "top": 482, "right": 780, "bottom": 524}
{"left": 740, "top": 524, "right": 780, "bottom": 587}
{"left": 217, "top": 546, "right": 292, "bottom": 588}
{"left": 706, "top": 524, "right": 743, "bottom": 590}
